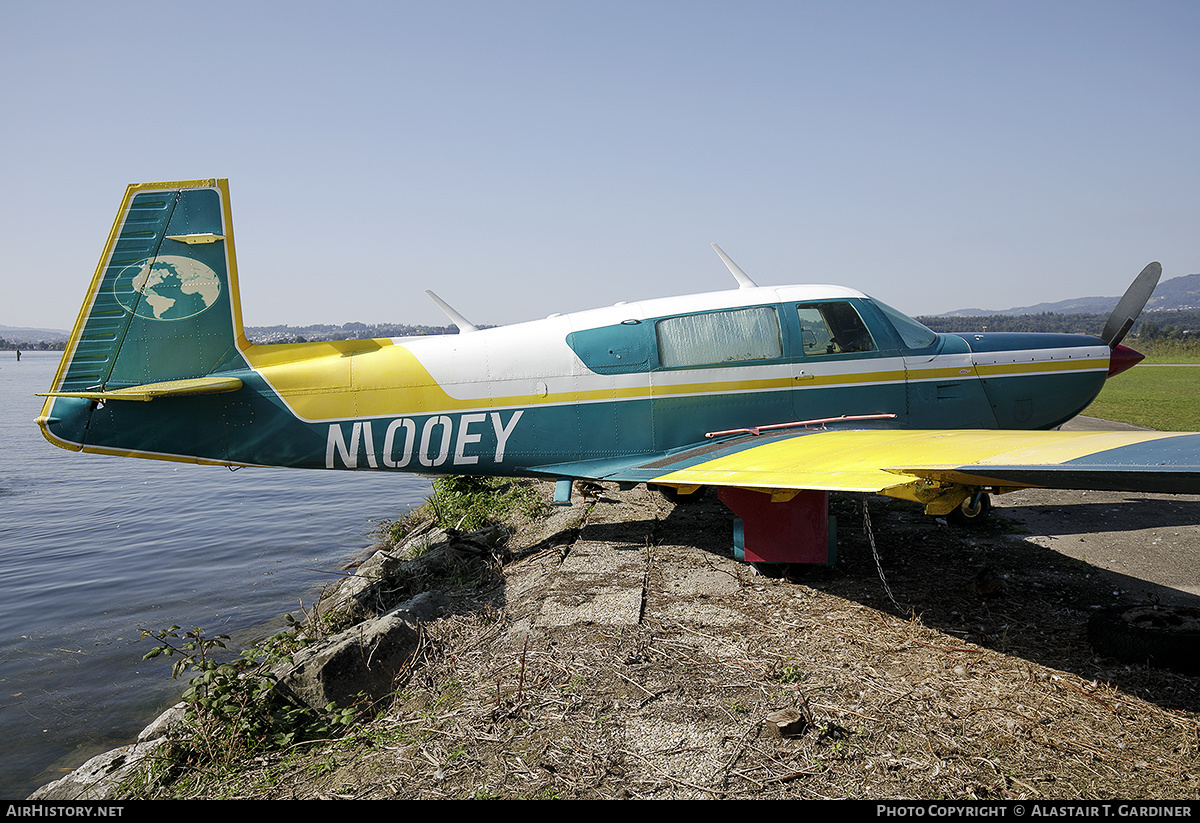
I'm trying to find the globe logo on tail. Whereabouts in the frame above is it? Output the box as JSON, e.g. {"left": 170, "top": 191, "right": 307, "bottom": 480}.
{"left": 114, "top": 256, "right": 222, "bottom": 320}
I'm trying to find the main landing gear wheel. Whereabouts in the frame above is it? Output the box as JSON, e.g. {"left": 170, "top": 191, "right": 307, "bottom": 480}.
{"left": 1088, "top": 605, "right": 1200, "bottom": 674}
{"left": 947, "top": 492, "right": 991, "bottom": 527}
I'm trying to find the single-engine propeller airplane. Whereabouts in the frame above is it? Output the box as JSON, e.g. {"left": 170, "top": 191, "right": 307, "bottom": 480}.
{"left": 37, "top": 179, "right": 1200, "bottom": 568}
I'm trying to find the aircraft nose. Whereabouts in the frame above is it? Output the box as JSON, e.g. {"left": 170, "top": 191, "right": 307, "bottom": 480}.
{"left": 1107, "top": 343, "right": 1145, "bottom": 378}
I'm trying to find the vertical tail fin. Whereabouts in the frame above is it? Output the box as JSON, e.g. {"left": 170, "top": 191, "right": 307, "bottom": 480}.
{"left": 38, "top": 179, "right": 249, "bottom": 452}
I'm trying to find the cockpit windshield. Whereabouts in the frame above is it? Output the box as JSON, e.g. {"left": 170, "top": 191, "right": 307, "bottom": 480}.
{"left": 871, "top": 298, "right": 939, "bottom": 350}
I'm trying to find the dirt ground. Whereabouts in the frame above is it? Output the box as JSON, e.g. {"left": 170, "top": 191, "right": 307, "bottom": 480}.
{"left": 206, "top": 474, "right": 1200, "bottom": 800}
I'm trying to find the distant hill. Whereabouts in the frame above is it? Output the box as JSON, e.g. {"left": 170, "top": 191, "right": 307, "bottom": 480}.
{"left": 0, "top": 325, "right": 70, "bottom": 350}
{"left": 0, "top": 325, "right": 70, "bottom": 343}
{"left": 939, "top": 272, "right": 1200, "bottom": 317}
{"left": 919, "top": 271, "right": 1200, "bottom": 339}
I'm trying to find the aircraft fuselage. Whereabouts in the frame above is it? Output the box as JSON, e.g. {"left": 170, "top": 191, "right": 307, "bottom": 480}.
{"left": 42, "top": 284, "right": 1113, "bottom": 477}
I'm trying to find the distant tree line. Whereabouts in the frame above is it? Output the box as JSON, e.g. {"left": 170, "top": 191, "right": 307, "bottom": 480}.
{"left": 1137, "top": 319, "right": 1199, "bottom": 342}
{"left": 917, "top": 310, "right": 1200, "bottom": 340}
{"left": 244, "top": 322, "right": 465, "bottom": 343}
{"left": 0, "top": 338, "right": 64, "bottom": 351}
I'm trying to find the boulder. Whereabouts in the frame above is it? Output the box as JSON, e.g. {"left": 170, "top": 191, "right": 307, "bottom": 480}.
{"left": 276, "top": 591, "right": 450, "bottom": 710}
{"left": 28, "top": 704, "right": 186, "bottom": 800}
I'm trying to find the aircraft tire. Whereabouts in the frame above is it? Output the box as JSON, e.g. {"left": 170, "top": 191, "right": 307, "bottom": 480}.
{"left": 1087, "top": 605, "right": 1200, "bottom": 674}
{"left": 655, "top": 485, "right": 707, "bottom": 505}
{"left": 947, "top": 493, "right": 991, "bottom": 527}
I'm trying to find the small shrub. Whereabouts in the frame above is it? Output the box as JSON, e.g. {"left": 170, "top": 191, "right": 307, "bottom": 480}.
{"left": 140, "top": 625, "right": 357, "bottom": 766}
{"left": 427, "top": 476, "right": 548, "bottom": 532}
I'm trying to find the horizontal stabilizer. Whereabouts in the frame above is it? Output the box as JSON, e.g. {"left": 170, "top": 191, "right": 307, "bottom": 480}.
{"left": 39, "top": 376, "right": 243, "bottom": 403}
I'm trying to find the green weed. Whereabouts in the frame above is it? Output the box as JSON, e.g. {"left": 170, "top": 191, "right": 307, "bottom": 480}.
{"left": 427, "top": 475, "right": 548, "bottom": 531}
{"left": 138, "top": 625, "right": 359, "bottom": 782}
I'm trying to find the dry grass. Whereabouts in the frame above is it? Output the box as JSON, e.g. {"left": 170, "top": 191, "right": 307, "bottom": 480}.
{"left": 148, "top": 485, "right": 1200, "bottom": 799}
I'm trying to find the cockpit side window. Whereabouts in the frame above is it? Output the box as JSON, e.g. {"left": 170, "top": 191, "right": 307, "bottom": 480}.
{"left": 656, "top": 306, "right": 782, "bottom": 368}
{"left": 796, "top": 302, "right": 877, "bottom": 356}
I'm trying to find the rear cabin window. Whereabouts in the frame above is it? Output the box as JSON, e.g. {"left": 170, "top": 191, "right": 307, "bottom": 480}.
{"left": 796, "top": 302, "right": 877, "bottom": 356}
{"left": 656, "top": 306, "right": 782, "bottom": 368}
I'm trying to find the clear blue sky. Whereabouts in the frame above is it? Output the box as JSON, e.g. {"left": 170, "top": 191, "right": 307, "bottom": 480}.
{"left": 4, "top": 1, "right": 1197, "bottom": 330}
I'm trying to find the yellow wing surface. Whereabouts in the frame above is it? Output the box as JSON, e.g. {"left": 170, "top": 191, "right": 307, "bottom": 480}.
{"left": 636, "top": 428, "right": 1200, "bottom": 513}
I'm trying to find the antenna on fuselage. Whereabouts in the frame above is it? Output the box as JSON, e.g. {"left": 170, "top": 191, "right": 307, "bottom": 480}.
{"left": 425, "top": 290, "right": 478, "bottom": 333}
{"left": 711, "top": 243, "right": 758, "bottom": 289}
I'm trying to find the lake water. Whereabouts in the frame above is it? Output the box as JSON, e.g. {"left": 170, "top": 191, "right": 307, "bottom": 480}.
{"left": 0, "top": 351, "right": 430, "bottom": 796}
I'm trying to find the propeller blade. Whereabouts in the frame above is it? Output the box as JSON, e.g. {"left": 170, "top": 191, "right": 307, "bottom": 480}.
{"left": 1101, "top": 262, "right": 1161, "bottom": 348}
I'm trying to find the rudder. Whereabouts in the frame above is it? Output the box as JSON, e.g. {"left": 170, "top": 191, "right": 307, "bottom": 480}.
{"left": 39, "top": 179, "right": 249, "bottom": 451}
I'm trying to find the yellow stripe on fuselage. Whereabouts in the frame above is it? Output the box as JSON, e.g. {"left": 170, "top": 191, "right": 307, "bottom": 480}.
{"left": 972, "top": 358, "right": 1110, "bottom": 377}
{"left": 242, "top": 335, "right": 1110, "bottom": 423}
{"left": 245, "top": 341, "right": 908, "bottom": 421}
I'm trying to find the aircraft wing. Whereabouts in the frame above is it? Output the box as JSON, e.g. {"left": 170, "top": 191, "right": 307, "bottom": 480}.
{"left": 585, "top": 428, "right": 1200, "bottom": 512}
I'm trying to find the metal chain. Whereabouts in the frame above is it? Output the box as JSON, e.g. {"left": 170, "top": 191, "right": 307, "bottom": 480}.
{"left": 862, "top": 497, "right": 905, "bottom": 613}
